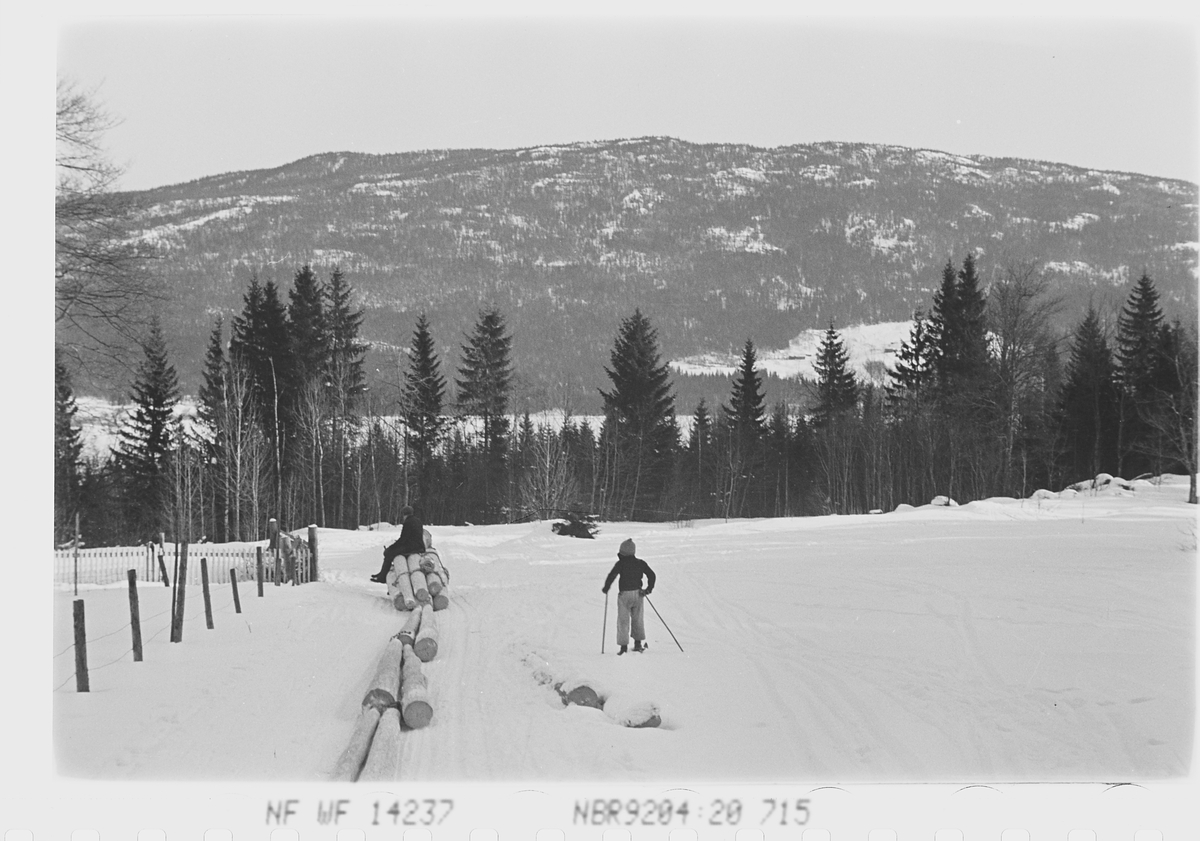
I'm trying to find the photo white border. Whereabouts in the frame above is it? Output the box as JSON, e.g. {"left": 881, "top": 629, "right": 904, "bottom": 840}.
{"left": 9, "top": 1, "right": 1199, "bottom": 837}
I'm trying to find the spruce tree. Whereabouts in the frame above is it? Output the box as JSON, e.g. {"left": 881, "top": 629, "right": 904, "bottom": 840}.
{"left": 723, "top": 338, "right": 766, "bottom": 437}
{"left": 197, "top": 319, "right": 229, "bottom": 540}
{"left": 931, "top": 253, "right": 990, "bottom": 392}
{"left": 114, "top": 318, "right": 181, "bottom": 540}
{"left": 1114, "top": 272, "right": 1166, "bottom": 475}
{"left": 599, "top": 309, "right": 677, "bottom": 519}
{"left": 287, "top": 264, "right": 328, "bottom": 388}
{"left": 324, "top": 266, "right": 367, "bottom": 405}
{"left": 813, "top": 324, "right": 858, "bottom": 425}
{"left": 955, "top": 252, "right": 991, "bottom": 381}
{"left": 1139, "top": 320, "right": 1198, "bottom": 502}
{"left": 927, "top": 259, "right": 957, "bottom": 382}
{"left": 324, "top": 266, "right": 368, "bottom": 527}
{"left": 401, "top": 313, "right": 448, "bottom": 471}
{"left": 1057, "top": 306, "right": 1120, "bottom": 481}
{"left": 887, "top": 310, "right": 936, "bottom": 407}
{"left": 231, "top": 277, "right": 292, "bottom": 409}
{"left": 230, "top": 276, "right": 291, "bottom": 508}
{"left": 54, "top": 348, "right": 84, "bottom": 545}
{"left": 457, "top": 307, "right": 514, "bottom": 458}
{"left": 1115, "top": 272, "right": 1166, "bottom": 397}
{"left": 197, "top": 319, "right": 227, "bottom": 439}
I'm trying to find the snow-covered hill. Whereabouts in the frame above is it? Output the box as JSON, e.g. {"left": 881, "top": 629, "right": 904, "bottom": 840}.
{"left": 54, "top": 475, "right": 1195, "bottom": 781}
{"left": 75, "top": 137, "right": 1197, "bottom": 404}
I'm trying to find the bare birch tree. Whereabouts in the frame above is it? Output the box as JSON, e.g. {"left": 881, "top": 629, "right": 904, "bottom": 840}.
{"left": 56, "top": 77, "right": 158, "bottom": 373}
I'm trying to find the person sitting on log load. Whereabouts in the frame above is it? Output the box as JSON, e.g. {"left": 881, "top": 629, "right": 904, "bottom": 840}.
{"left": 371, "top": 505, "right": 426, "bottom": 583}
{"left": 601, "top": 538, "right": 656, "bottom": 655}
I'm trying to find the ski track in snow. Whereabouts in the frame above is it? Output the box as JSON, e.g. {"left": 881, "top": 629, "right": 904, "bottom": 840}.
{"left": 52, "top": 479, "right": 1196, "bottom": 781}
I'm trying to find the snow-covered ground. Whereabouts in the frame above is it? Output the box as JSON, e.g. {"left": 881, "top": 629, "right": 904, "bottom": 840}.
{"left": 671, "top": 321, "right": 910, "bottom": 383}
{"left": 52, "top": 476, "right": 1194, "bottom": 782}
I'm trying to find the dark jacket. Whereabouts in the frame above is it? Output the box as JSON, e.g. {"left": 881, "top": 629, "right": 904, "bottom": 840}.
{"left": 603, "top": 555, "right": 656, "bottom": 594}
{"left": 384, "top": 515, "right": 426, "bottom": 561}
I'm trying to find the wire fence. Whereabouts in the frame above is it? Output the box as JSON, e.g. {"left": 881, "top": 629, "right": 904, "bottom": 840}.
{"left": 54, "top": 528, "right": 318, "bottom": 693}
{"left": 53, "top": 538, "right": 315, "bottom": 587}
{"left": 52, "top": 582, "right": 245, "bottom": 692}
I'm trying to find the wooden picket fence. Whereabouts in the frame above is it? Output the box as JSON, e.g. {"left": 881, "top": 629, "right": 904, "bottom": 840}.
{"left": 53, "top": 545, "right": 159, "bottom": 586}
{"left": 54, "top": 532, "right": 315, "bottom": 587}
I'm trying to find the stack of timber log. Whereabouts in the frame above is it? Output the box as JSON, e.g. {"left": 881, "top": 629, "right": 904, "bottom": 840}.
{"left": 420, "top": 550, "right": 451, "bottom": 611}
{"left": 413, "top": 603, "right": 439, "bottom": 662}
{"left": 330, "top": 619, "right": 443, "bottom": 781}
{"left": 331, "top": 637, "right": 405, "bottom": 781}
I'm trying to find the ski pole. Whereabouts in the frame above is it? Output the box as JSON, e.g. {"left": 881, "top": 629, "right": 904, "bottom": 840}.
{"left": 601, "top": 590, "right": 609, "bottom": 654}
{"left": 645, "top": 595, "right": 683, "bottom": 652}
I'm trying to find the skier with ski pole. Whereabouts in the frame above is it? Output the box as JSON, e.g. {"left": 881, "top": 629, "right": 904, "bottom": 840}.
{"left": 601, "top": 538, "right": 656, "bottom": 655}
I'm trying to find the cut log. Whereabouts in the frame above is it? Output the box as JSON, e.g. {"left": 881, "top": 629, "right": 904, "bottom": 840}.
{"left": 329, "top": 705, "right": 382, "bottom": 781}
{"left": 399, "top": 644, "right": 433, "bottom": 728}
{"left": 405, "top": 554, "right": 430, "bottom": 603}
{"left": 387, "top": 565, "right": 416, "bottom": 611}
{"left": 401, "top": 681, "right": 433, "bottom": 729}
{"left": 426, "top": 568, "right": 445, "bottom": 596}
{"left": 420, "top": 550, "right": 449, "bottom": 583}
{"left": 603, "top": 695, "right": 662, "bottom": 728}
{"left": 431, "top": 591, "right": 450, "bottom": 611}
{"left": 400, "top": 642, "right": 423, "bottom": 678}
{"left": 361, "top": 638, "right": 404, "bottom": 711}
{"left": 413, "top": 604, "right": 439, "bottom": 662}
{"left": 397, "top": 610, "right": 423, "bottom": 647}
{"left": 418, "top": 548, "right": 440, "bottom": 573}
{"left": 563, "top": 684, "right": 602, "bottom": 709}
{"left": 357, "top": 707, "right": 402, "bottom": 781}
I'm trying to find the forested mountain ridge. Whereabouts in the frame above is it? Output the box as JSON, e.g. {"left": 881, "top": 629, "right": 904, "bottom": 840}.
{"left": 119, "top": 137, "right": 1198, "bottom": 408}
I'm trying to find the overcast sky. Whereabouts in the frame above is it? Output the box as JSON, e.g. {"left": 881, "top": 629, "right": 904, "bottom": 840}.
{"left": 52, "top": 11, "right": 1200, "bottom": 190}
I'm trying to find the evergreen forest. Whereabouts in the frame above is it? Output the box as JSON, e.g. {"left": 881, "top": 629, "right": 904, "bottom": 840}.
{"left": 54, "top": 257, "right": 1198, "bottom": 548}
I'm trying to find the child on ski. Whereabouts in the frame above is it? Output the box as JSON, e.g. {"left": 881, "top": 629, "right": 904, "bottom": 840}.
{"left": 601, "top": 538, "right": 656, "bottom": 655}
{"left": 371, "top": 505, "right": 426, "bottom": 583}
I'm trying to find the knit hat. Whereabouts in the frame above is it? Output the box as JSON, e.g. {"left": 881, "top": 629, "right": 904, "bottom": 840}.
{"left": 619, "top": 538, "right": 636, "bottom": 557}
{"left": 400, "top": 505, "right": 414, "bottom": 519}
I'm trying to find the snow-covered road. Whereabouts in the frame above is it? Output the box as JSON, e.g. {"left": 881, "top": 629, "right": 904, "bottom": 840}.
{"left": 54, "top": 477, "right": 1195, "bottom": 781}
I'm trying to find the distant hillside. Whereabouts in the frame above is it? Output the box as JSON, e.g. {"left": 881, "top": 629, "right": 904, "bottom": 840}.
{"left": 107, "top": 137, "right": 1197, "bottom": 411}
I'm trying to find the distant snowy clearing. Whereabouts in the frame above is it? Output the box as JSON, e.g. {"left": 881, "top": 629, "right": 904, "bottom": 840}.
{"left": 670, "top": 321, "right": 910, "bottom": 382}
{"left": 54, "top": 476, "right": 1195, "bottom": 781}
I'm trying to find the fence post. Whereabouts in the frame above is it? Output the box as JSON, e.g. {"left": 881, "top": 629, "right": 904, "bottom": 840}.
{"left": 171, "top": 543, "right": 188, "bottom": 643}
{"left": 170, "top": 541, "right": 180, "bottom": 629}
{"left": 159, "top": 533, "right": 170, "bottom": 586}
{"left": 308, "top": 524, "right": 319, "bottom": 584}
{"left": 231, "top": 569, "right": 242, "bottom": 614}
{"left": 256, "top": 547, "right": 264, "bottom": 597}
{"left": 201, "top": 557, "right": 214, "bottom": 630}
{"left": 73, "top": 512, "right": 80, "bottom": 597}
{"left": 268, "top": 515, "right": 282, "bottom": 587}
{"left": 127, "top": 569, "right": 143, "bottom": 662}
{"left": 73, "top": 599, "right": 89, "bottom": 692}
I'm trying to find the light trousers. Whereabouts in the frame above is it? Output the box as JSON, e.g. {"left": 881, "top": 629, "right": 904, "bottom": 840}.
{"left": 616, "top": 589, "right": 646, "bottom": 646}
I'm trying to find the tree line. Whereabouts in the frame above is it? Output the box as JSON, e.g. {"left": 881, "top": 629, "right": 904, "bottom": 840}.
{"left": 54, "top": 256, "right": 1196, "bottom": 547}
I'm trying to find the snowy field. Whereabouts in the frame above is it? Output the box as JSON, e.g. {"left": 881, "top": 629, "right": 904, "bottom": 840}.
{"left": 52, "top": 476, "right": 1195, "bottom": 782}
{"left": 670, "top": 321, "right": 909, "bottom": 382}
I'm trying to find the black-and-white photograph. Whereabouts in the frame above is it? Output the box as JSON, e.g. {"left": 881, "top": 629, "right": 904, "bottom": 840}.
{"left": 37, "top": 5, "right": 1197, "bottom": 798}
